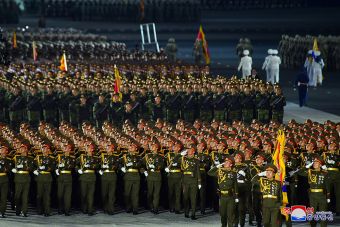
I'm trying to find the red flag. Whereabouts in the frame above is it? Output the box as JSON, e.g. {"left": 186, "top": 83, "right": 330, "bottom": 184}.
{"left": 32, "top": 41, "right": 38, "bottom": 61}
{"left": 196, "top": 25, "right": 210, "bottom": 64}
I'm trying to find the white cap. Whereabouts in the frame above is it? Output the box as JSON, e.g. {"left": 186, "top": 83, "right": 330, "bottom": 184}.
{"left": 314, "top": 51, "right": 321, "bottom": 56}
{"left": 243, "top": 50, "right": 249, "bottom": 56}
{"left": 267, "top": 49, "right": 273, "bottom": 54}
{"left": 273, "top": 50, "right": 278, "bottom": 55}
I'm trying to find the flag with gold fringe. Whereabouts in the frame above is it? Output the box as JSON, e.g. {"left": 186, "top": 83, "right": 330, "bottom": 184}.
{"left": 12, "top": 31, "right": 17, "bottom": 49}
{"left": 196, "top": 25, "right": 210, "bottom": 65}
{"left": 272, "top": 129, "right": 289, "bottom": 220}
{"left": 114, "top": 65, "right": 122, "bottom": 101}
{"left": 59, "top": 52, "right": 68, "bottom": 72}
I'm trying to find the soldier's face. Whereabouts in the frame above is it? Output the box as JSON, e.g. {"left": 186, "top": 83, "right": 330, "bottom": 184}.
{"left": 234, "top": 155, "right": 242, "bottom": 164}
{"left": 266, "top": 170, "right": 274, "bottom": 179}
{"left": 256, "top": 157, "right": 264, "bottom": 165}
{"left": 313, "top": 161, "right": 321, "bottom": 169}
{"left": 223, "top": 160, "right": 232, "bottom": 168}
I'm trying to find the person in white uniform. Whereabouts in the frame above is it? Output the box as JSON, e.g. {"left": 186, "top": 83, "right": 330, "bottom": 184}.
{"left": 269, "top": 49, "right": 281, "bottom": 83}
{"left": 262, "top": 49, "right": 273, "bottom": 83}
{"left": 238, "top": 49, "right": 252, "bottom": 79}
{"left": 304, "top": 50, "right": 314, "bottom": 86}
{"left": 311, "top": 51, "right": 325, "bottom": 87}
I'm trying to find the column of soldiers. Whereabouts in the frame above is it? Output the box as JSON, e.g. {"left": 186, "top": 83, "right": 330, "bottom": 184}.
{"left": 278, "top": 34, "right": 340, "bottom": 71}
{"left": 0, "top": 117, "right": 339, "bottom": 226}
{"left": 22, "top": 0, "right": 200, "bottom": 23}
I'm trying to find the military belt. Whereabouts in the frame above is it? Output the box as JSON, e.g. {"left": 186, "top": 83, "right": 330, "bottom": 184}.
{"left": 0, "top": 173, "right": 7, "bottom": 176}
{"left": 40, "top": 171, "right": 51, "bottom": 174}
{"left": 127, "top": 169, "right": 139, "bottom": 173}
{"left": 104, "top": 170, "right": 116, "bottom": 173}
{"left": 183, "top": 171, "right": 193, "bottom": 175}
{"left": 200, "top": 168, "right": 205, "bottom": 171}
{"left": 310, "top": 189, "right": 323, "bottom": 193}
{"left": 17, "top": 171, "right": 29, "bottom": 174}
{"left": 61, "top": 170, "right": 72, "bottom": 174}
{"left": 84, "top": 170, "right": 95, "bottom": 173}
{"left": 169, "top": 169, "right": 181, "bottom": 173}
{"left": 220, "top": 190, "right": 233, "bottom": 196}
{"left": 263, "top": 195, "right": 277, "bottom": 199}
{"left": 327, "top": 168, "right": 339, "bottom": 171}
{"left": 237, "top": 180, "right": 245, "bottom": 184}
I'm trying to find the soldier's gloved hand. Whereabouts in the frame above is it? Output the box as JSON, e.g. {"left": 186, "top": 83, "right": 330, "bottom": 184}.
{"left": 103, "top": 164, "right": 109, "bottom": 169}
{"left": 99, "top": 170, "right": 103, "bottom": 175}
{"left": 258, "top": 171, "right": 266, "bottom": 177}
{"left": 55, "top": 169, "right": 60, "bottom": 176}
{"left": 39, "top": 165, "right": 45, "bottom": 170}
{"left": 321, "top": 165, "right": 327, "bottom": 170}
{"left": 214, "top": 161, "right": 220, "bottom": 166}
{"left": 327, "top": 160, "right": 335, "bottom": 164}
{"left": 151, "top": 169, "right": 154, "bottom": 172}
{"left": 305, "top": 162, "right": 313, "bottom": 169}
{"left": 148, "top": 164, "right": 155, "bottom": 169}
{"left": 78, "top": 169, "right": 83, "bottom": 174}
{"left": 84, "top": 164, "right": 90, "bottom": 168}
{"left": 288, "top": 171, "right": 295, "bottom": 177}
{"left": 12, "top": 168, "right": 17, "bottom": 173}
{"left": 126, "top": 162, "right": 133, "bottom": 167}
{"left": 238, "top": 170, "right": 246, "bottom": 176}
{"left": 58, "top": 163, "right": 65, "bottom": 168}
{"left": 198, "top": 184, "right": 201, "bottom": 189}
{"left": 327, "top": 199, "right": 331, "bottom": 203}
{"left": 17, "top": 164, "right": 23, "bottom": 169}
{"left": 216, "top": 163, "right": 223, "bottom": 168}
{"left": 33, "top": 170, "right": 39, "bottom": 176}
{"left": 297, "top": 82, "right": 301, "bottom": 86}
{"left": 144, "top": 171, "right": 148, "bottom": 177}
{"left": 121, "top": 167, "right": 126, "bottom": 173}
{"left": 181, "top": 150, "right": 187, "bottom": 156}
{"left": 172, "top": 163, "right": 178, "bottom": 167}
{"left": 165, "top": 167, "right": 170, "bottom": 173}
{"left": 235, "top": 198, "right": 239, "bottom": 203}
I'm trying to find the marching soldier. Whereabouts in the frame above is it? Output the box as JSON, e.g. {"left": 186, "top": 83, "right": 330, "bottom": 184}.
{"left": 143, "top": 142, "right": 165, "bottom": 214}
{"left": 182, "top": 86, "right": 197, "bottom": 123}
{"left": 26, "top": 86, "right": 42, "bottom": 128}
{"left": 99, "top": 144, "right": 120, "bottom": 215}
{"left": 8, "top": 88, "right": 25, "bottom": 131}
{"left": 165, "top": 87, "right": 181, "bottom": 124}
{"left": 56, "top": 144, "right": 75, "bottom": 216}
{"left": 198, "top": 87, "right": 213, "bottom": 122}
{"left": 12, "top": 144, "right": 34, "bottom": 217}
{"left": 180, "top": 144, "right": 201, "bottom": 220}
{"left": 213, "top": 86, "right": 227, "bottom": 122}
{"left": 33, "top": 144, "right": 55, "bottom": 216}
{"left": 250, "top": 152, "right": 267, "bottom": 227}
{"left": 196, "top": 141, "right": 211, "bottom": 214}
{"left": 164, "top": 142, "right": 183, "bottom": 214}
{"left": 120, "top": 143, "right": 142, "bottom": 215}
{"left": 42, "top": 86, "right": 59, "bottom": 126}
{"left": 256, "top": 84, "right": 271, "bottom": 124}
{"left": 322, "top": 140, "right": 340, "bottom": 215}
{"left": 0, "top": 145, "right": 13, "bottom": 218}
{"left": 151, "top": 95, "right": 165, "bottom": 121}
{"left": 208, "top": 155, "right": 238, "bottom": 227}
{"left": 252, "top": 164, "right": 282, "bottom": 227}
{"left": 77, "top": 143, "right": 99, "bottom": 216}
{"left": 298, "top": 156, "right": 330, "bottom": 227}
{"left": 93, "top": 93, "right": 109, "bottom": 127}
{"left": 234, "top": 151, "right": 250, "bottom": 227}
{"left": 270, "top": 86, "right": 286, "bottom": 123}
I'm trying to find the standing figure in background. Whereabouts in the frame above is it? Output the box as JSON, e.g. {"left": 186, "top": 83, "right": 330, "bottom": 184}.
{"left": 304, "top": 50, "right": 314, "bottom": 86}
{"left": 193, "top": 39, "right": 203, "bottom": 65}
{"left": 262, "top": 49, "right": 273, "bottom": 83}
{"left": 238, "top": 50, "right": 252, "bottom": 79}
{"left": 269, "top": 49, "right": 281, "bottom": 84}
{"left": 296, "top": 67, "right": 309, "bottom": 107}
{"left": 311, "top": 51, "right": 325, "bottom": 87}
{"left": 165, "top": 38, "right": 178, "bottom": 62}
